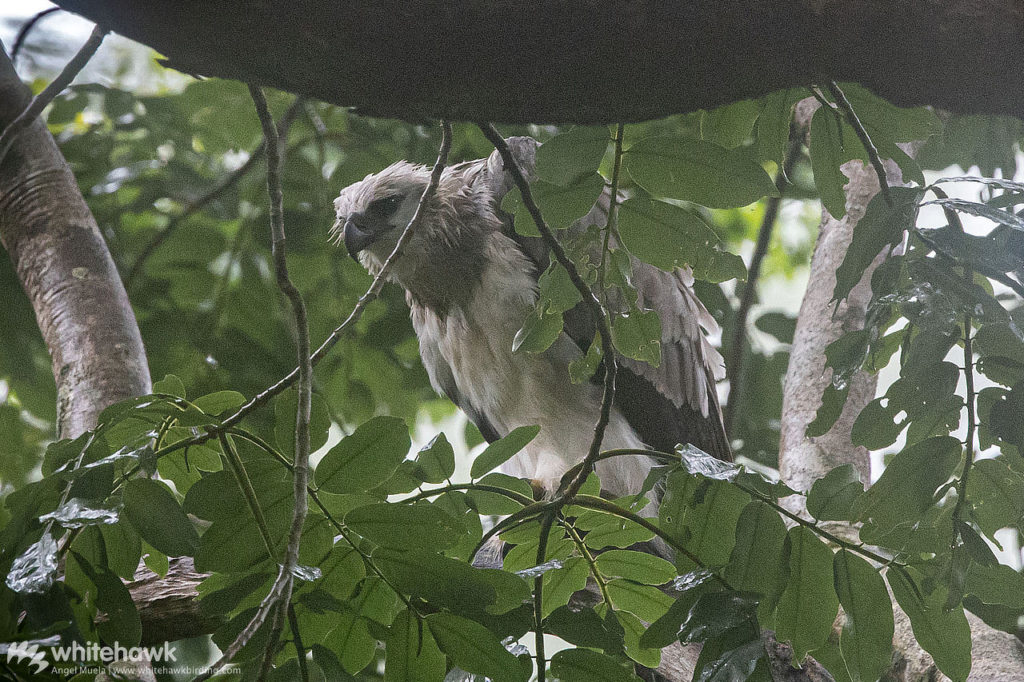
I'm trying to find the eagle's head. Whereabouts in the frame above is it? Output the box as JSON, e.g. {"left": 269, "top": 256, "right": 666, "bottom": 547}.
{"left": 331, "top": 157, "right": 506, "bottom": 310}
{"left": 330, "top": 161, "right": 433, "bottom": 278}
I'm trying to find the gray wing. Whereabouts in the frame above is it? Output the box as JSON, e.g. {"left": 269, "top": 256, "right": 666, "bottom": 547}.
{"left": 472, "top": 137, "right": 732, "bottom": 461}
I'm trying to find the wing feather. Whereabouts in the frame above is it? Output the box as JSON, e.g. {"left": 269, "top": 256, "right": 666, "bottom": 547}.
{"left": 478, "top": 137, "right": 732, "bottom": 461}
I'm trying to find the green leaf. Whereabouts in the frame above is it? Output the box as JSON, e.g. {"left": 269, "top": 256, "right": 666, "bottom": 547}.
{"left": 640, "top": 570, "right": 717, "bottom": 648}
{"left": 965, "top": 562, "right": 1024, "bottom": 609}
{"left": 549, "top": 648, "right": 640, "bottom": 682}
{"left": 466, "top": 473, "right": 533, "bottom": 515}
{"left": 470, "top": 425, "right": 540, "bottom": 479}
{"left": 192, "top": 390, "right": 246, "bottom": 415}
{"left": 611, "top": 309, "right": 662, "bottom": 367}
{"left": 853, "top": 436, "right": 961, "bottom": 538}
{"left": 966, "top": 457, "right": 1024, "bottom": 539}
{"left": 677, "top": 591, "right": 760, "bottom": 644}
{"left": 100, "top": 521, "right": 143, "bottom": 581}
{"left": 851, "top": 398, "right": 906, "bottom": 450}
{"left": 660, "top": 472, "right": 749, "bottom": 571}
{"left": 326, "top": 607, "right": 377, "bottom": 674}
{"left": 754, "top": 311, "right": 796, "bottom": 344}
{"left": 694, "top": 637, "right": 767, "bottom": 682}
{"left": 153, "top": 374, "right": 186, "bottom": 398}
{"left": 71, "top": 553, "right": 142, "bottom": 646}
{"left": 889, "top": 569, "right": 972, "bottom": 682}
{"left": 806, "top": 465, "right": 864, "bottom": 522}
{"left": 594, "top": 549, "right": 676, "bottom": 585}
{"left": 512, "top": 307, "right": 564, "bottom": 353}
{"left": 840, "top": 83, "right": 942, "bottom": 142}
{"left": 542, "top": 556, "right": 589, "bottom": 617}
{"left": 774, "top": 526, "right": 839, "bottom": 662}
{"left": 414, "top": 433, "right": 455, "bottom": 484}
{"left": 505, "top": 173, "right": 605, "bottom": 236}
{"left": 345, "top": 503, "right": 465, "bottom": 550}
{"left": 625, "top": 136, "right": 779, "bottom": 208}
{"left": 833, "top": 550, "right": 894, "bottom": 682}
{"left": 122, "top": 478, "right": 199, "bottom": 557}
{"left": 805, "top": 383, "right": 850, "bottom": 438}
{"left": 316, "top": 416, "right": 410, "bottom": 493}
{"left": 606, "top": 578, "right": 675, "bottom": 622}
{"left": 724, "top": 501, "right": 787, "bottom": 617}
{"left": 832, "top": 186, "right": 923, "bottom": 304}
{"left": 810, "top": 107, "right": 851, "bottom": 219}
{"left": 546, "top": 606, "right": 625, "bottom": 651}
{"left": 274, "top": 389, "right": 332, "bottom": 456}
{"left": 617, "top": 197, "right": 746, "bottom": 282}
{"left": 756, "top": 89, "right": 799, "bottom": 165}
{"left": 537, "top": 262, "right": 583, "bottom": 314}
{"left": 701, "top": 99, "right": 761, "bottom": 149}
{"left": 385, "top": 608, "right": 445, "bottom": 682}
{"left": 535, "top": 126, "right": 610, "bottom": 185}
{"left": 373, "top": 548, "right": 497, "bottom": 613}
{"left": 426, "top": 612, "right": 522, "bottom": 682}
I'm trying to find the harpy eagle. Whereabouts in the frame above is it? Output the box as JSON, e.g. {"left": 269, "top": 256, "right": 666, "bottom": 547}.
{"left": 332, "top": 137, "right": 730, "bottom": 500}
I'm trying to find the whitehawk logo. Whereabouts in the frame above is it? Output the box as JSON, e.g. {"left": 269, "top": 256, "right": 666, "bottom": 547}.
{"left": 5, "top": 640, "right": 48, "bottom": 673}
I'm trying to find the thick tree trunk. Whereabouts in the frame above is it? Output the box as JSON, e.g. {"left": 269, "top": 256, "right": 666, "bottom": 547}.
{"left": 54, "top": 0, "right": 1024, "bottom": 124}
{"left": 778, "top": 120, "right": 1024, "bottom": 681}
{"left": 0, "top": 43, "right": 150, "bottom": 439}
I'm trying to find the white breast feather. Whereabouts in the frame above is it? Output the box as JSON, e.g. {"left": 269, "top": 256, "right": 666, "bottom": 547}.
{"left": 413, "top": 232, "right": 654, "bottom": 500}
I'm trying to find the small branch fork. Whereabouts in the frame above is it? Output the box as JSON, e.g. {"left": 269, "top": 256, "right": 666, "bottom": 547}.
{"left": 0, "top": 25, "right": 108, "bottom": 166}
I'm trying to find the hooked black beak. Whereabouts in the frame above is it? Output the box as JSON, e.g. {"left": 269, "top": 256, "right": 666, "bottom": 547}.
{"left": 342, "top": 216, "right": 377, "bottom": 261}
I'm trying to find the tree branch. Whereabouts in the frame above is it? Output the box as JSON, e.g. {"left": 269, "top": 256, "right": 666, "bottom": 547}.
{"left": 0, "top": 40, "right": 150, "bottom": 438}
{"left": 51, "top": 0, "right": 1024, "bottom": 122}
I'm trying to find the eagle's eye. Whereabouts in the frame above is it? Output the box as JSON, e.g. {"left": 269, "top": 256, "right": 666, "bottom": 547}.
{"left": 368, "top": 194, "right": 403, "bottom": 218}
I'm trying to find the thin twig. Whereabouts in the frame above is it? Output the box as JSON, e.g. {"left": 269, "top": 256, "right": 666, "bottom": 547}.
{"left": 826, "top": 81, "right": 891, "bottom": 203}
{"left": 257, "top": 602, "right": 287, "bottom": 682}
{"left": 11, "top": 7, "right": 61, "bottom": 65}
{"left": 534, "top": 512, "right": 555, "bottom": 682}
{"left": 287, "top": 603, "right": 310, "bottom": 682}
{"left": 0, "top": 25, "right": 107, "bottom": 166}
{"left": 562, "top": 518, "right": 612, "bottom": 606}
{"left": 724, "top": 127, "right": 801, "bottom": 433}
{"left": 125, "top": 97, "right": 306, "bottom": 289}
{"left": 476, "top": 123, "right": 617, "bottom": 500}
{"left": 220, "top": 433, "right": 276, "bottom": 560}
